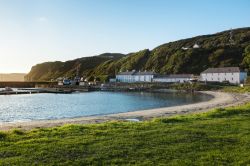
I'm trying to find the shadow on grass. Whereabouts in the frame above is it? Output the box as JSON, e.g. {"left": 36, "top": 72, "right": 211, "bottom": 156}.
{"left": 0, "top": 132, "right": 7, "bottom": 140}
{"left": 154, "top": 115, "right": 190, "bottom": 124}
{"left": 11, "top": 129, "right": 25, "bottom": 135}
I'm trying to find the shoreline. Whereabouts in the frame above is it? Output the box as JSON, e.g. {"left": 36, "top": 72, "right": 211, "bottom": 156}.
{"left": 1, "top": 91, "right": 250, "bottom": 131}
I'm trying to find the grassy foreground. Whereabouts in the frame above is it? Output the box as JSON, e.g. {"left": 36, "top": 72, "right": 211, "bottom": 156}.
{"left": 1, "top": 104, "right": 250, "bottom": 165}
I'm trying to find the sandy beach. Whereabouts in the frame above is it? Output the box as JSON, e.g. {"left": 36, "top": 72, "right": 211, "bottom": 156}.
{"left": 1, "top": 91, "right": 250, "bottom": 131}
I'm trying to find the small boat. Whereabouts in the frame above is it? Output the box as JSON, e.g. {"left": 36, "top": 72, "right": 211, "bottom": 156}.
{"left": 0, "top": 87, "right": 14, "bottom": 95}
{"left": 4, "top": 87, "right": 13, "bottom": 92}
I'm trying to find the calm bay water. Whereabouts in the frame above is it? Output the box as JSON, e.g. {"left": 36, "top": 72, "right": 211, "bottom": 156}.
{"left": 0, "top": 91, "right": 212, "bottom": 123}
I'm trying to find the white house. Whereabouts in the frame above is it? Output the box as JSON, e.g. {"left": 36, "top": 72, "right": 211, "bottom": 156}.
{"left": 153, "top": 74, "right": 194, "bottom": 83}
{"left": 116, "top": 71, "right": 156, "bottom": 83}
{"left": 181, "top": 47, "right": 190, "bottom": 50}
{"left": 193, "top": 43, "right": 200, "bottom": 49}
{"left": 200, "top": 67, "right": 247, "bottom": 84}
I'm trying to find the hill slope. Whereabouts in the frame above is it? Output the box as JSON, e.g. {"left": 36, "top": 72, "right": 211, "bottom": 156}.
{"left": 25, "top": 53, "right": 125, "bottom": 81}
{"left": 26, "top": 27, "right": 250, "bottom": 81}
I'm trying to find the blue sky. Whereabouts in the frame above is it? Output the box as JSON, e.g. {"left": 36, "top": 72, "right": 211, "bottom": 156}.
{"left": 0, "top": 0, "right": 249, "bottom": 73}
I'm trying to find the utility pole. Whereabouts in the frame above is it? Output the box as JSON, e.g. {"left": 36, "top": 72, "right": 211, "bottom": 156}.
{"left": 229, "top": 28, "right": 235, "bottom": 45}
{"left": 76, "top": 64, "right": 81, "bottom": 77}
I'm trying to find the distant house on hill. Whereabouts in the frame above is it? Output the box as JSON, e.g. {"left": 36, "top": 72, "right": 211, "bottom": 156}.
{"left": 116, "top": 70, "right": 156, "bottom": 83}
{"left": 181, "top": 47, "right": 190, "bottom": 50}
{"left": 193, "top": 43, "right": 200, "bottom": 49}
{"left": 153, "top": 74, "right": 194, "bottom": 83}
{"left": 200, "top": 67, "right": 247, "bottom": 84}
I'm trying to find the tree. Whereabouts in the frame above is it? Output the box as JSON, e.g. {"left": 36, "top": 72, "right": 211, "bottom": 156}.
{"left": 242, "top": 45, "right": 250, "bottom": 70}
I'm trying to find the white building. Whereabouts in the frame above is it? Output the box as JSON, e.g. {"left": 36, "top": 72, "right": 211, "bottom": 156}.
{"left": 116, "top": 71, "right": 155, "bottom": 83}
{"left": 200, "top": 67, "right": 247, "bottom": 84}
{"left": 153, "top": 74, "right": 194, "bottom": 83}
{"left": 193, "top": 43, "right": 200, "bottom": 49}
{"left": 181, "top": 47, "right": 189, "bottom": 50}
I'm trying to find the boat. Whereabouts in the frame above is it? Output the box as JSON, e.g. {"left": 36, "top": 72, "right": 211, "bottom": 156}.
{"left": 4, "top": 87, "right": 13, "bottom": 92}
{"left": 0, "top": 87, "right": 14, "bottom": 95}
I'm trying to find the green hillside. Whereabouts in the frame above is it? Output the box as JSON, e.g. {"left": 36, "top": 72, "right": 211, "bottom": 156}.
{"left": 25, "top": 53, "right": 125, "bottom": 81}
{"left": 26, "top": 27, "right": 250, "bottom": 81}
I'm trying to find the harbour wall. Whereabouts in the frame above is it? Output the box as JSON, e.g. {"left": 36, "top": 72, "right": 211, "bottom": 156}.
{"left": 0, "top": 81, "right": 57, "bottom": 88}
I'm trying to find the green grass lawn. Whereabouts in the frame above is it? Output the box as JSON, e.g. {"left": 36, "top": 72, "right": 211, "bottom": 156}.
{"left": 170, "top": 82, "right": 250, "bottom": 93}
{"left": 222, "top": 85, "right": 250, "bottom": 93}
{"left": 1, "top": 104, "right": 250, "bottom": 165}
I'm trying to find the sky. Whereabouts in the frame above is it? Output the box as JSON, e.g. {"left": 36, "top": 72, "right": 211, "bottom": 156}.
{"left": 0, "top": 0, "right": 249, "bottom": 73}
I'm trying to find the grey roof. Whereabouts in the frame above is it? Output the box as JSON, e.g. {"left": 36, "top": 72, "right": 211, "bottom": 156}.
{"left": 117, "top": 71, "right": 156, "bottom": 76}
{"left": 155, "top": 74, "right": 194, "bottom": 79}
{"left": 117, "top": 71, "right": 136, "bottom": 75}
{"left": 201, "top": 67, "right": 242, "bottom": 73}
{"left": 134, "top": 71, "right": 156, "bottom": 75}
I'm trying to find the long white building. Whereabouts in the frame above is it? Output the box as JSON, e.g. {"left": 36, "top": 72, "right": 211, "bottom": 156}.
{"left": 200, "top": 67, "right": 247, "bottom": 84}
{"left": 116, "top": 71, "right": 155, "bottom": 83}
{"left": 153, "top": 74, "right": 194, "bottom": 83}
{"left": 116, "top": 71, "right": 195, "bottom": 83}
